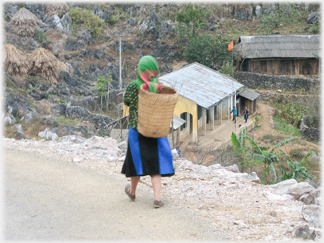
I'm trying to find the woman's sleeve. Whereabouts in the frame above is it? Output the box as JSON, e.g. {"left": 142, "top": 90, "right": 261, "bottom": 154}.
{"left": 123, "top": 85, "right": 131, "bottom": 106}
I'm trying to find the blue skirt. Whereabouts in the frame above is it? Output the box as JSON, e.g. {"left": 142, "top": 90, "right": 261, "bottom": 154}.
{"left": 121, "top": 127, "right": 175, "bottom": 177}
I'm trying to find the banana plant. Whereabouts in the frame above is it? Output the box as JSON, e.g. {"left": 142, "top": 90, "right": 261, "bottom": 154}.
{"left": 242, "top": 133, "right": 295, "bottom": 183}
{"left": 279, "top": 151, "right": 314, "bottom": 183}
{"left": 231, "top": 131, "right": 245, "bottom": 150}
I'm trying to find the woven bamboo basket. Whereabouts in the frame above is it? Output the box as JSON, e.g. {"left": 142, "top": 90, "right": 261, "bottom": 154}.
{"left": 137, "top": 84, "right": 178, "bottom": 138}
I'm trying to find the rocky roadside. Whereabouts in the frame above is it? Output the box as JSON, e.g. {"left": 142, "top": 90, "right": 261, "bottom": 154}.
{"left": 3, "top": 135, "right": 321, "bottom": 242}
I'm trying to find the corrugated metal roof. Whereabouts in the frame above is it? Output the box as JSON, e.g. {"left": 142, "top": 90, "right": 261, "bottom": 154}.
{"left": 238, "top": 89, "right": 260, "bottom": 101}
{"left": 158, "top": 62, "right": 244, "bottom": 109}
{"left": 170, "top": 115, "right": 186, "bottom": 130}
{"left": 236, "top": 34, "right": 320, "bottom": 59}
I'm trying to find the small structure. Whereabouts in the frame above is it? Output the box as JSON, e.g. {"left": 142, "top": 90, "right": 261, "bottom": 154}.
{"left": 3, "top": 44, "right": 29, "bottom": 78}
{"left": 236, "top": 34, "right": 320, "bottom": 76}
{"left": 46, "top": 2, "right": 69, "bottom": 17}
{"left": 159, "top": 62, "right": 244, "bottom": 142}
{"left": 236, "top": 89, "right": 260, "bottom": 116}
{"left": 9, "top": 7, "right": 40, "bottom": 37}
{"left": 27, "top": 48, "right": 69, "bottom": 84}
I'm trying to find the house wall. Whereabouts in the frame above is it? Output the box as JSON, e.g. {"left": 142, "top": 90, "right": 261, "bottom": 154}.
{"left": 245, "top": 58, "right": 319, "bottom": 76}
{"left": 221, "top": 97, "right": 231, "bottom": 119}
{"left": 173, "top": 96, "right": 198, "bottom": 141}
{"left": 215, "top": 102, "right": 222, "bottom": 125}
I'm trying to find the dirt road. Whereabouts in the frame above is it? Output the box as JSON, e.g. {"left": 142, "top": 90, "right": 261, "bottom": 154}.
{"left": 4, "top": 148, "right": 228, "bottom": 241}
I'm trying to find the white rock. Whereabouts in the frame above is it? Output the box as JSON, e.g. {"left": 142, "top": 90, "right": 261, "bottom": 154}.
{"left": 72, "top": 157, "right": 82, "bottom": 163}
{"left": 302, "top": 205, "right": 321, "bottom": 227}
{"left": 285, "top": 182, "right": 315, "bottom": 200}
{"left": 263, "top": 191, "right": 294, "bottom": 201}
{"left": 210, "top": 164, "right": 222, "bottom": 170}
{"left": 267, "top": 179, "right": 298, "bottom": 194}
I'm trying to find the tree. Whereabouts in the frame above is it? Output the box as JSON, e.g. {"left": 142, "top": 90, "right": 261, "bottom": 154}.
{"left": 184, "top": 34, "right": 234, "bottom": 70}
{"left": 96, "top": 74, "right": 113, "bottom": 113}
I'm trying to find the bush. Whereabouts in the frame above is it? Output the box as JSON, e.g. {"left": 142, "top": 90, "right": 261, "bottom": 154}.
{"left": 108, "top": 15, "right": 119, "bottom": 26}
{"left": 176, "top": 4, "right": 204, "bottom": 37}
{"left": 219, "top": 61, "right": 236, "bottom": 78}
{"left": 258, "top": 3, "right": 301, "bottom": 34}
{"left": 184, "top": 34, "right": 234, "bottom": 70}
{"left": 68, "top": 8, "right": 105, "bottom": 38}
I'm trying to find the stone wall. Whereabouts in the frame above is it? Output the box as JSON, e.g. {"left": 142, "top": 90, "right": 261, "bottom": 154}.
{"left": 299, "top": 115, "right": 321, "bottom": 142}
{"left": 235, "top": 72, "right": 320, "bottom": 91}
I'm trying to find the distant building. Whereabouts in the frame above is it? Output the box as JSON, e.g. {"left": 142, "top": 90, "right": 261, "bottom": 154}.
{"left": 235, "top": 34, "right": 320, "bottom": 76}
{"left": 159, "top": 62, "right": 244, "bottom": 142}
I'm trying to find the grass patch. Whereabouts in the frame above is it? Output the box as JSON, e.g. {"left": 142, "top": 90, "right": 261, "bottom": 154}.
{"left": 258, "top": 133, "right": 286, "bottom": 144}
{"left": 273, "top": 117, "right": 301, "bottom": 136}
{"left": 56, "top": 116, "right": 80, "bottom": 126}
{"left": 289, "top": 148, "right": 306, "bottom": 161}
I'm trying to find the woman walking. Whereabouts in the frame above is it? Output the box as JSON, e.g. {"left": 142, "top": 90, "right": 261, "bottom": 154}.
{"left": 244, "top": 107, "right": 249, "bottom": 123}
{"left": 121, "top": 56, "right": 174, "bottom": 208}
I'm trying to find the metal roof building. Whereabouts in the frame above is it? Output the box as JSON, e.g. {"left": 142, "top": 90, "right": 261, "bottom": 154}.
{"left": 237, "top": 89, "right": 260, "bottom": 101}
{"left": 236, "top": 34, "right": 321, "bottom": 59}
{"left": 158, "top": 62, "right": 244, "bottom": 109}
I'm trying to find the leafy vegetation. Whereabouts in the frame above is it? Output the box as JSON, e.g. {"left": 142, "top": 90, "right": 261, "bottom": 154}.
{"left": 184, "top": 34, "right": 234, "bottom": 70}
{"left": 176, "top": 4, "right": 205, "bottom": 37}
{"left": 96, "top": 74, "right": 113, "bottom": 112}
{"left": 244, "top": 134, "right": 295, "bottom": 183}
{"left": 230, "top": 129, "right": 313, "bottom": 184}
{"left": 68, "top": 8, "right": 105, "bottom": 38}
{"left": 257, "top": 3, "right": 303, "bottom": 34}
{"left": 231, "top": 130, "right": 263, "bottom": 173}
{"left": 273, "top": 117, "right": 302, "bottom": 136}
{"left": 108, "top": 15, "right": 120, "bottom": 26}
{"left": 278, "top": 151, "right": 314, "bottom": 183}
{"left": 219, "top": 61, "right": 236, "bottom": 78}
{"left": 56, "top": 116, "right": 80, "bottom": 126}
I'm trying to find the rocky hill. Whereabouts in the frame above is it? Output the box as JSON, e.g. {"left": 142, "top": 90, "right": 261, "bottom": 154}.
{"left": 2, "top": 2, "right": 321, "bottom": 139}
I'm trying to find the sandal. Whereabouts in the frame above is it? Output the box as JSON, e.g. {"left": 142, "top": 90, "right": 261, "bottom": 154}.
{"left": 153, "top": 200, "right": 164, "bottom": 208}
{"left": 125, "top": 184, "right": 136, "bottom": 201}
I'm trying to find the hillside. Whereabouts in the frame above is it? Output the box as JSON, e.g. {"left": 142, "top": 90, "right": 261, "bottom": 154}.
{"left": 3, "top": 2, "right": 320, "bottom": 134}
{"left": 2, "top": 2, "right": 321, "bottom": 173}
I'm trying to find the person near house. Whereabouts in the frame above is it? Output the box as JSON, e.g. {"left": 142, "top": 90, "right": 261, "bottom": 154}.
{"left": 230, "top": 106, "right": 238, "bottom": 123}
{"left": 121, "top": 56, "right": 174, "bottom": 208}
{"left": 239, "top": 124, "right": 246, "bottom": 134}
{"left": 244, "top": 107, "right": 249, "bottom": 123}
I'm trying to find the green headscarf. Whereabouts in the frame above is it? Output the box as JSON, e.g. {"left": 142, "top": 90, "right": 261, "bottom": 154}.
{"left": 132, "top": 56, "right": 161, "bottom": 93}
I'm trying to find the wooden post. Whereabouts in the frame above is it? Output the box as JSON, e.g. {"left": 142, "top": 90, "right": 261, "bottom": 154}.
{"left": 202, "top": 108, "right": 206, "bottom": 136}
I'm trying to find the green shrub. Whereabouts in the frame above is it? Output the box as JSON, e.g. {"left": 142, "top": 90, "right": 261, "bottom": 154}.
{"left": 258, "top": 3, "right": 301, "bottom": 34}
{"left": 68, "top": 8, "right": 105, "bottom": 38}
{"left": 273, "top": 117, "right": 302, "bottom": 136}
{"left": 219, "top": 61, "right": 236, "bottom": 78}
{"left": 176, "top": 4, "right": 204, "bottom": 37}
{"left": 278, "top": 151, "right": 314, "bottom": 183}
{"left": 108, "top": 15, "right": 120, "bottom": 26}
{"left": 184, "top": 34, "right": 234, "bottom": 70}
